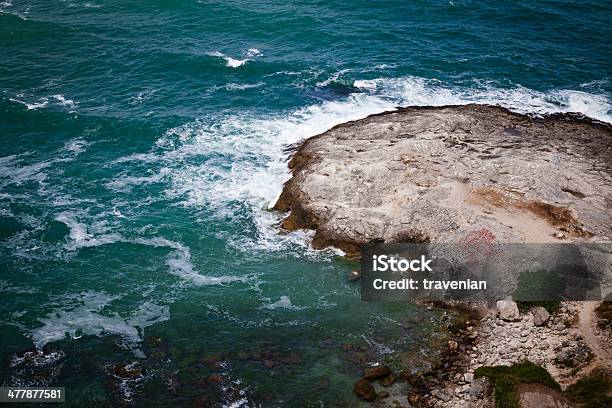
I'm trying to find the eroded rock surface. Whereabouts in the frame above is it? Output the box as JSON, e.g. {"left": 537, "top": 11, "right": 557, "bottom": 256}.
{"left": 274, "top": 104, "right": 612, "bottom": 256}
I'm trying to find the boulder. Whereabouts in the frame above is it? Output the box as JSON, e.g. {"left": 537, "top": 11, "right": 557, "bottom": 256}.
{"left": 353, "top": 378, "right": 376, "bottom": 401}
{"left": 363, "top": 365, "right": 391, "bottom": 380}
{"left": 497, "top": 300, "right": 520, "bottom": 321}
{"left": 531, "top": 307, "right": 551, "bottom": 327}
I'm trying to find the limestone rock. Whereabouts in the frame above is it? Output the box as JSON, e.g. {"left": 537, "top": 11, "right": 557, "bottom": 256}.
{"left": 517, "top": 383, "right": 574, "bottom": 408}
{"left": 497, "top": 300, "right": 520, "bottom": 321}
{"left": 531, "top": 307, "right": 551, "bottom": 327}
{"left": 274, "top": 105, "right": 612, "bottom": 257}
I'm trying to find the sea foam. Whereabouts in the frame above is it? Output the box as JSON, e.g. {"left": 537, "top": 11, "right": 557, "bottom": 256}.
{"left": 30, "top": 292, "right": 170, "bottom": 353}
{"left": 207, "top": 51, "right": 249, "bottom": 68}
{"left": 126, "top": 75, "right": 610, "bottom": 256}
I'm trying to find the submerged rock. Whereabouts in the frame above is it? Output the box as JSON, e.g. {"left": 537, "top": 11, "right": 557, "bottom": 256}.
{"left": 353, "top": 378, "right": 376, "bottom": 401}
{"left": 379, "top": 373, "right": 397, "bottom": 387}
{"left": 111, "top": 362, "right": 144, "bottom": 380}
{"left": 274, "top": 105, "right": 611, "bottom": 256}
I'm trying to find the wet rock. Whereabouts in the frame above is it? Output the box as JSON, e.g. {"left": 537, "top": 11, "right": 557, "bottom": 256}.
{"left": 112, "top": 362, "right": 143, "bottom": 380}
{"left": 531, "top": 306, "right": 551, "bottom": 327}
{"left": 363, "top": 365, "right": 391, "bottom": 380}
{"left": 347, "top": 270, "right": 361, "bottom": 281}
{"left": 353, "top": 378, "right": 376, "bottom": 401}
{"left": 341, "top": 343, "right": 353, "bottom": 352}
{"left": 497, "top": 300, "right": 520, "bottom": 321}
{"left": 150, "top": 350, "right": 167, "bottom": 361}
{"left": 377, "top": 390, "right": 389, "bottom": 398}
{"left": 206, "top": 373, "right": 224, "bottom": 384}
{"left": 199, "top": 352, "right": 225, "bottom": 366}
{"left": 263, "top": 359, "right": 276, "bottom": 369}
{"left": 349, "top": 351, "right": 368, "bottom": 365}
{"left": 167, "top": 376, "right": 180, "bottom": 396}
{"left": 379, "top": 374, "right": 397, "bottom": 387}
{"left": 279, "top": 352, "right": 301, "bottom": 365}
{"left": 144, "top": 335, "right": 162, "bottom": 347}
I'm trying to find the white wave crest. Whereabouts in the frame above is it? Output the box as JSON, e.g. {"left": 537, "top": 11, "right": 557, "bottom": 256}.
{"left": 55, "top": 212, "right": 121, "bottom": 251}
{"left": 316, "top": 69, "right": 352, "bottom": 87}
{"left": 353, "top": 76, "right": 611, "bottom": 123}
{"left": 9, "top": 94, "right": 77, "bottom": 111}
{"left": 207, "top": 51, "right": 249, "bottom": 68}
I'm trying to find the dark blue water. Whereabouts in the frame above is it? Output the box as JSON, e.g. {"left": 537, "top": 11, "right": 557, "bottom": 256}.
{"left": 0, "top": 0, "right": 610, "bottom": 406}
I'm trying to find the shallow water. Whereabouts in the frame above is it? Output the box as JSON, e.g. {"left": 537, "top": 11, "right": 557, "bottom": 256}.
{"left": 0, "top": 0, "right": 610, "bottom": 406}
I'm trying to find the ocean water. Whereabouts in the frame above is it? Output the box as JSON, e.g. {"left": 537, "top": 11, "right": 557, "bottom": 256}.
{"left": 0, "top": 0, "right": 610, "bottom": 406}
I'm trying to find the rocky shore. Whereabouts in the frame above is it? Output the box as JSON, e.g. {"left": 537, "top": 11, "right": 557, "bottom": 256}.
{"left": 274, "top": 104, "right": 612, "bottom": 254}
{"left": 274, "top": 104, "right": 612, "bottom": 406}
{"left": 412, "top": 300, "right": 610, "bottom": 408}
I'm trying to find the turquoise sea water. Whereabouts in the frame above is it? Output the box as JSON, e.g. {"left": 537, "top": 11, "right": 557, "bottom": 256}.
{"left": 0, "top": 1, "right": 610, "bottom": 406}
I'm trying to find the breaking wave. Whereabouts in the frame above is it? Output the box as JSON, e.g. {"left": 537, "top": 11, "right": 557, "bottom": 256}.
{"left": 148, "top": 75, "right": 610, "bottom": 253}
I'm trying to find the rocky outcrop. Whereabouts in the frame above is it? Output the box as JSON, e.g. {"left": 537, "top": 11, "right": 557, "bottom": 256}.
{"left": 274, "top": 104, "right": 612, "bottom": 257}
{"left": 418, "top": 302, "right": 601, "bottom": 408}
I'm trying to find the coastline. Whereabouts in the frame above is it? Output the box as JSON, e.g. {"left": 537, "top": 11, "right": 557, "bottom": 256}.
{"left": 273, "top": 104, "right": 612, "bottom": 406}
